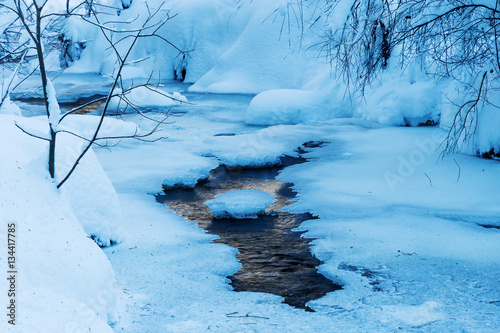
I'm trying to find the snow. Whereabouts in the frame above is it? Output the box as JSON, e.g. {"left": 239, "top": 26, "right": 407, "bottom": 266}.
{"left": 33, "top": 0, "right": 499, "bottom": 154}
{"left": 93, "top": 89, "right": 500, "bottom": 332}
{"left": 188, "top": 0, "right": 318, "bottom": 93}
{"left": 204, "top": 189, "right": 275, "bottom": 219}
{"left": 11, "top": 114, "right": 128, "bottom": 247}
{"left": 245, "top": 87, "right": 337, "bottom": 126}
{"left": 203, "top": 124, "right": 324, "bottom": 168}
{"left": 0, "top": 96, "right": 21, "bottom": 116}
{"left": 108, "top": 86, "right": 188, "bottom": 113}
{"left": 477, "top": 104, "right": 500, "bottom": 154}
{"left": 56, "top": 130, "right": 124, "bottom": 247}
{"left": 161, "top": 154, "right": 218, "bottom": 190}
{"left": 4, "top": 72, "right": 500, "bottom": 331}
{"left": 356, "top": 78, "right": 441, "bottom": 126}
{"left": 2, "top": 1, "right": 500, "bottom": 332}
{"left": 0, "top": 114, "right": 117, "bottom": 332}
{"left": 57, "top": 114, "right": 139, "bottom": 139}
{"left": 46, "top": 78, "right": 61, "bottom": 129}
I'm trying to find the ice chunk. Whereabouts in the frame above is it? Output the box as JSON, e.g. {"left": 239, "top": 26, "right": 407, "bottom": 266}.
{"left": 204, "top": 189, "right": 275, "bottom": 219}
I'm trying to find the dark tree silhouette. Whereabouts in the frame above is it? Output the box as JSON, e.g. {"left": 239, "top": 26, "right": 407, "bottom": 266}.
{"left": 0, "top": 0, "right": 187, "bottom": 186}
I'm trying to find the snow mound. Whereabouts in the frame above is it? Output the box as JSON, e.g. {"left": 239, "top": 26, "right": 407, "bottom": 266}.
{"left": 245, "top": 89, "right": 328, "bottom": 126}
{"left": 204, "top": 189, "right": 275, "bottom": 219}
{"left": 55, "top": 130, "right": 124, "bottom": 247}
{"left": 441, "top": 80, "right": 500, "bottom": 155}
{"left": 52, "top": 116, "right": 125, "bottom": 246}
{"left": 357, "top": 79, "right": 441, "bottom": 126}
{"left": 109, "top": 86, "right": 187, "bottom": 113}
{"left": 204, "top": 125, "right": 322, "bottom": 169}
{"left": 13, "top": 114, "right": 125, "bottom": 248}
{"left": 0, "top": 114, "right": 117, "bottom": 332}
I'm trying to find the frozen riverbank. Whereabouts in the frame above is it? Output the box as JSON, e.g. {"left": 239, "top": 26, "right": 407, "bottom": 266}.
{"left": 91, "top": 83, "right": 500, "bottom": 332}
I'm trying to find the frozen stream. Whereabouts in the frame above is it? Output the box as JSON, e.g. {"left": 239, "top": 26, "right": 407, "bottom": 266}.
{"left": 156, "top": 155, "right": 341, "bottom": 311}
{"left": 15, "top": 75, "right": 500, "bottom": 331}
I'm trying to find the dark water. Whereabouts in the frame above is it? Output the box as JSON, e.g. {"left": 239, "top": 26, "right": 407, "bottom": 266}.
{"left": 14, "top": 94, "right": 106, "bottom": 117}
{"left": 156, "top": 155, "right": 341, "bottom": 310}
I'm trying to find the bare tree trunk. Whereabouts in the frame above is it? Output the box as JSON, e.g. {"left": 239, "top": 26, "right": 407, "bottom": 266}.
{"left": 34, "top": 4, "right": 56, "bottom": 178}
{"left": 2, "top": 0, "right": 184, "bottom": 186}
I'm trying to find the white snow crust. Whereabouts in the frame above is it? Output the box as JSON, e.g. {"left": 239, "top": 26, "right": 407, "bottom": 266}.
{"left": 2, "top": 1, "right": 500, "bottom": 332}
{"left": 0, "top": 115, "right": 117, "bottom": 332}
{"left": 204, "top": 189, "right": 275, "bottom": 219}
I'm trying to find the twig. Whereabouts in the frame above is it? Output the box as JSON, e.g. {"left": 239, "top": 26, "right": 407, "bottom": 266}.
{"left": 14, "top": 122, "right": 50, "bottom": 141}
{"left": 454, "top": 159, "right": 461, "bottom": 182}
{"left": 59, "top": 96, "right": 108, "bottom": 122}
{"left": 226, "top": 313, "right": 269, "bottom": 320}
{"left": 424, "top": 173, "right": 433, "bottom": 186}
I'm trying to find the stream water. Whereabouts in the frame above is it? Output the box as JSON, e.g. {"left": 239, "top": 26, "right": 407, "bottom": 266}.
{"left": 18, "top": 78, "right": 341, "bottom": 310}
{"left": 156, "top": 154, "right": 342, "bottom": 311}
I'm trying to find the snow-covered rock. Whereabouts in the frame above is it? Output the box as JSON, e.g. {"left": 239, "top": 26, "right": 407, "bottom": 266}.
{"left": 108, "top": 86, "right": 188, "bottom": 113}
{"left": 57, "top": 136, "right": 124, "bottom": 247}
{"left": 245, "top": 89, "right": 330, "bottom": 126}
{"left": 49, "top": 115, "right": 127, "bottom": 247}
{"left": 204, "top": 189, "right": 275, "bottom": 219}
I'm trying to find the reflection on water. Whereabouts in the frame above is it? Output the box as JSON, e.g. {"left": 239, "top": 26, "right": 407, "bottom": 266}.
{"left": 156, "top": 157, "right": 341, "bottom": 310}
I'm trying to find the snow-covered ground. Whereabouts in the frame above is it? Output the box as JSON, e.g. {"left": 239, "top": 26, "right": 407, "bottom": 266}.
{"left": 1, "top": 0, "right": 500, "bottom": 331}
{"left": 91, "top": 83, "right": 500, "bottom": 332}
{"left": 2, "top": 76, "right": 500, "bottom": 332}
{"left": 2, "top": 72, "right": 499, "bottom": 331}
{"left": 0, "top": 115, "right": 117, "bottom": 332}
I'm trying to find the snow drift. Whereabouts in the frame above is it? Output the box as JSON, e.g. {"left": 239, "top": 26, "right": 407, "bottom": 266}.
{"left": 0, "top": 114, "right": 117, "bottom": 332}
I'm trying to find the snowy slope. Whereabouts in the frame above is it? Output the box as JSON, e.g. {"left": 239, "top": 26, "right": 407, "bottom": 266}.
{"left": 56, "top": 0, "right": 498, "bottom": 153}
{"left": 0, "top": 115, "right": 117, "bottom": 332}
{"left": 1, "top": 0, "right": 500, "bottom": 331}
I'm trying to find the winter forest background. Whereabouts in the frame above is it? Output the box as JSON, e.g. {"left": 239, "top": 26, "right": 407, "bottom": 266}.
{"left": 1, "top": 1, "right": 499, "bottom": 332}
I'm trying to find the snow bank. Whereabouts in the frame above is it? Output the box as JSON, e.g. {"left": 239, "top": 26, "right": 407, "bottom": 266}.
{"left": 56, "top": 132, "right": 124, "bottom": 247}
{"left": 108, "top": 86, "right": 188, "bottom": 113}
{"left": 189, "top": 0, "right": 316, "bottom": 93}
{"left": 204, "top": 189, "right": 275, "bottom": 219}
{"left": 10, "top": 115, "right": 126, "bottom": 248}
{"left": 477, "top": 104, "right": 500, "bottom": 154}
{"left": 160, "top": 149, "right": 219, "bottom": 190}
{"left": 356, "top": 78, "right": 441, "bottom": 126}
{"left": 245, "top": 88, "right": 334, "bottom": 126}
{"left": 0, "top": 114, "right": 117, "bottom": 332}
{"left": 19, "top": 114, "right": 128, "bottom": 247}
{"left": 203, "top": 124, "right": 325, "bottom": 168}
{"left": 441, "top": 79, "right": 500, "bottom": 156}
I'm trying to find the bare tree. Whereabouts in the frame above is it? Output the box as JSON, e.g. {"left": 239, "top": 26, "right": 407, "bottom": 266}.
{"left": 300, "top": 0, "right": 500, "bottom": 155}
{"left": 0, "top": 0, "right": 187, "bottom": 187}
